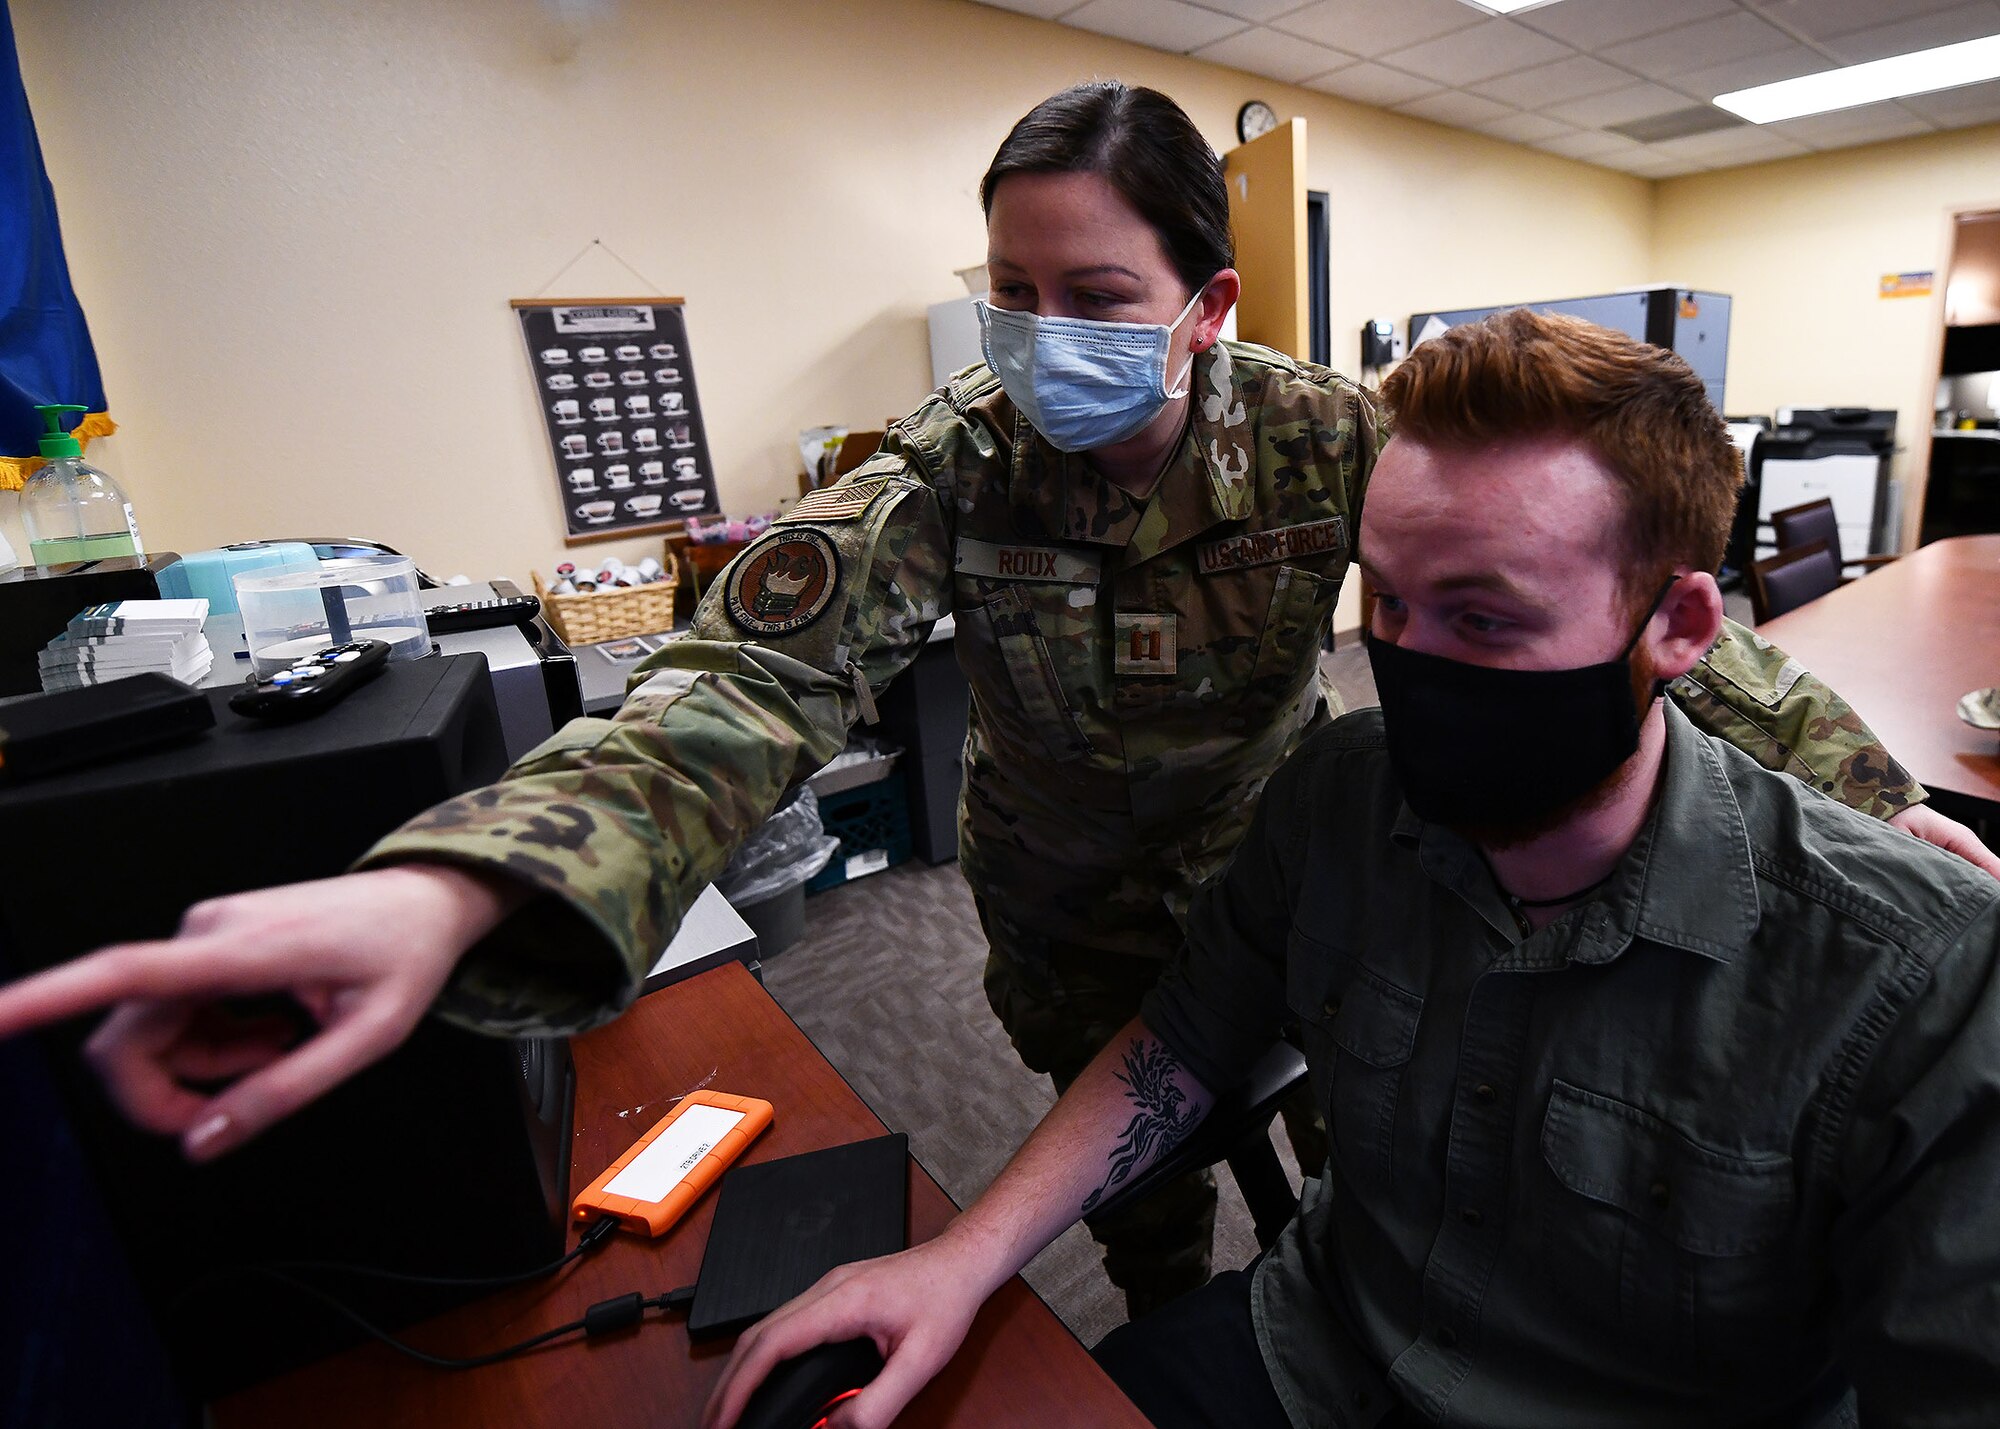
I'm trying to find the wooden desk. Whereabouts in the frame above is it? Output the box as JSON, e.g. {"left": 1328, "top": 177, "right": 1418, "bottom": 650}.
{"left": 214, "top": 964, "right": 1145, "bottom": 1428}
{"left": 1759, "top": 534, "right": 2000, "bottom": 816}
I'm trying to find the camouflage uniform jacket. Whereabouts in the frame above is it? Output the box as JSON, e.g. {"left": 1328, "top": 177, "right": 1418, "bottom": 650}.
{"left": 361, "top": 342, "right": 1921, "bottom": 1036}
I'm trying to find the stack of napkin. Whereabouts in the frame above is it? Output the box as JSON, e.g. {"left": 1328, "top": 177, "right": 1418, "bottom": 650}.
{"left": 39, "top": 598, "right": 214, "bottom": 690}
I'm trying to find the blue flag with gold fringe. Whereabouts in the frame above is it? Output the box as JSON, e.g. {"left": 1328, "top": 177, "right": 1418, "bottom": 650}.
{"left": 1, "top": 0, "right": 111, "bottom": 490}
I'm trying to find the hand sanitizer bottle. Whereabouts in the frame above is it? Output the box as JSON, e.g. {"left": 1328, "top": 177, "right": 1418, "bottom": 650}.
{"left": 20, "top": 403, "right": 143, "bottom": 567}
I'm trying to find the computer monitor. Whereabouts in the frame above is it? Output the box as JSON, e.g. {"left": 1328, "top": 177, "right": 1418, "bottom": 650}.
{"left": 0, "top": 654, "right": 573, "bottom": 1413}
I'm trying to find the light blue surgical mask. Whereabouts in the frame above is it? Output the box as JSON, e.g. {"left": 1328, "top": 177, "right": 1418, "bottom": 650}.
{"left": 977, "top": 290, "right": 1203, "bottom": 453}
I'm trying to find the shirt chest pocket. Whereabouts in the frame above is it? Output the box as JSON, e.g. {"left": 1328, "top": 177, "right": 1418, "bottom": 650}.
{"left": 1287, "top": 934, "right": 1422, "bottom": 1189}
{"left": 1248, "top": 564, "right": 1340, "bottom": 698}
{"left": 952, "top": 580, "right": 1094, "bottom": 765}
{"left": 1537, "top": 1080, "right": 1803, "bottom": 1368}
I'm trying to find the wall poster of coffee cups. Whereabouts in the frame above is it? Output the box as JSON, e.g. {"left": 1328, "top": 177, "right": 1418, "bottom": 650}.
{"left": 512, "top": 297, "right": 723, "bottom": 544}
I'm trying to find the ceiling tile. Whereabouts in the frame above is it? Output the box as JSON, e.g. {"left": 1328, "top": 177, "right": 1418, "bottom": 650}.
{"left": 1533, "top": 128, "right": 1647, "bottom": 159}
{"left": 1749, "top": 0, "right": 1971, "bottom": 43}
{"left": 1181, "top": 0, "right": 1316, "bottom": 19}
{"left": 1062, "top": 0, "right": 1248, "bottom": 51}
{"left": 1303, "top": 61, "right": 1444, "bottom": 106}
{"left": 971, "top": 0, "right": 1081, "bottom": 18}
{"left": 1764, "top": 101, "right": 1939, "bottom": 147}
{"left": 1899, "top": 75, "right": 2000, "bottom": 125}
{"left": 1269, "top": 0, "right": 1482, "bottom": 59}
{"left": 1192, "top": 25, "right": 1357, "bottom": 80}
{"left": 1391, "top": 90, "right": 1520, "bottom": 127}
{"left": 1822, "top": 2, "right": 2000, "bottom": 64}
{"left": 1375, "top": 18, "right": 1571, "bottom": 85}
{"left": 1515, "top": 0, "right": 1735, "bottom": 52}
{"left": 1671, "top": 44, "right": 1834, "bottom": 101}
{"left": 1645, "top": 126, "right": 1813, "bottom": 163}
{"left": 1467, "top": 54, "right": 1634, "bottom": 107}
{"left": 1599, "top": 11, "right": 1798, "bottom": 81}
{"left": 1543, "top": 81, "right": 1699, "bottom": 127}
{"left": 1474, "top": 111, "right": 1579, "bottom": 143}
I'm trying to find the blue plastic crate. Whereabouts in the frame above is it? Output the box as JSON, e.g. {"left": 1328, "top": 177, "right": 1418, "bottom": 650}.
{"left": 807, "top": 771, "right": 913, "bottom": 893}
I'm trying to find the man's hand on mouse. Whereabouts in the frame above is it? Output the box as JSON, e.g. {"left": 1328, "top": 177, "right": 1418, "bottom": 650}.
{"left": 702, "top": 1236, "right": 994, "bottom": 1429}
{"left": 0, "top": 863, "right": 522, "bottom": 1160}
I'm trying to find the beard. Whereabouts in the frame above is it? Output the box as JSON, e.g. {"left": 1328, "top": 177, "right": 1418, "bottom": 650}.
{"left": 1447, "top": 645, "right": 1664, "bottom": 852}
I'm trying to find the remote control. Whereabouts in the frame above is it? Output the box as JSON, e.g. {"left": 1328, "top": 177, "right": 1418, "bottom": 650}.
{"left": 421, "top": 595, "right": 543, "bottom": 634}
{"left": 229, "top": 640, "right": 390, "bottom": 721}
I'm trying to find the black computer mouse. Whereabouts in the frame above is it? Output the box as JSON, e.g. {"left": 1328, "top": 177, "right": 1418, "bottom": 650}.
{"left": 734, "top": 1338, "right": 885, "bottom": 1429}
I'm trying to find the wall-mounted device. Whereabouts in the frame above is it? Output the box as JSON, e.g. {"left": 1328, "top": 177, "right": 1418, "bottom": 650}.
{"left": 1360, "top": 319, "right": 1404, "bottom": 373}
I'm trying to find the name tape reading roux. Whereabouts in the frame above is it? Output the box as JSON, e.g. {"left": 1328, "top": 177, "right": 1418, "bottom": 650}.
{"left": 1196, "top": 517, "right": 1347, "bottom": 575}
{"left": 956, "top": 540, "right": 1103, "bottom": 585}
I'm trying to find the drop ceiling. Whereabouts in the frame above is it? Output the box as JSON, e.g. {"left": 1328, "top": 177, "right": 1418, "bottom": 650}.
{"left": 973, "top": 0, "right": 2000, "bottom": 177}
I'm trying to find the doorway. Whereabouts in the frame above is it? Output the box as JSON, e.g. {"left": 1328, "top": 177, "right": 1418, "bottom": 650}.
{"left": 1917, "top": 207, "right": 2000, "bottom": 545}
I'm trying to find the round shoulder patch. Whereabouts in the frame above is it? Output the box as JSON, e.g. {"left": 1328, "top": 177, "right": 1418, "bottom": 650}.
{"left": 724, "top": 528, "right": 839, "bottom": 637}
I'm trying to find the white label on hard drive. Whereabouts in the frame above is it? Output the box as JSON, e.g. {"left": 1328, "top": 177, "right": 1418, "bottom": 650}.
{"left": 604, "top": 1102, "right": 746, "bottom": 1203}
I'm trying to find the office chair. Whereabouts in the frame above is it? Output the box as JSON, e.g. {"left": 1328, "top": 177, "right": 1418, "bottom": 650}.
{"left": 1749, "top": 540, "right": 1842, "bottom": 624}
{"left": 1084, "top": 1040, "right": 1308, "bottom": 1251}
{"left": 1769, "top": 498, "right": 1897, "bottom": 582}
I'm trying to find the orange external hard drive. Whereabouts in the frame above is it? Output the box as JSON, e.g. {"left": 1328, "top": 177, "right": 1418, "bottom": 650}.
{"left": 572, "top": 1091, "right": 774, "bottom": 1236}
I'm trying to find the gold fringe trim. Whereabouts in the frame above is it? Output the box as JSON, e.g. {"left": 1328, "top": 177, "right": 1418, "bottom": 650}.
{"left": 0, "top": 411, "right": 119, "bottom": 492}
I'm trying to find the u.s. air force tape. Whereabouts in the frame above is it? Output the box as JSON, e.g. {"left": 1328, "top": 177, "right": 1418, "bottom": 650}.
{"left": 1196, "top": 516, "right": 1347, "bottom": 575}
{"left": 725, "top": 529, "right": 839, "bottom": 636}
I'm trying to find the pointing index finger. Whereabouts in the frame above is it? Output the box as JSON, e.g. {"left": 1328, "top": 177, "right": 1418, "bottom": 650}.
{"left": 0, "top": 938, "right": 238, "bottom": 1039}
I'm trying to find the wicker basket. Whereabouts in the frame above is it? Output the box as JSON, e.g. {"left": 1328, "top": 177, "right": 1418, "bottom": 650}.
{"left": 532, "top": 568, "right": 679, "bottom": 646}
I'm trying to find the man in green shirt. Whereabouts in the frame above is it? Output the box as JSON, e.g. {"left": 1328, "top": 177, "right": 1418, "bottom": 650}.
{"left": 705, "top": 310, "right": 2000, "bottom": 1429}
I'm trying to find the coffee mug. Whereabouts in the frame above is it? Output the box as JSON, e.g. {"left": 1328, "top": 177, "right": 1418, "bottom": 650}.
{"left": 633, "top": 427, "right": 660, "bottom": 451}
{"left": 546, "top": 372, "right": 576, "bottom": 391}
{"left": 673, "top": 457, "right": 700, "bottom": 482}
{"left": 561, "top": 434, "right": 589, "bottom": 457}
{"left": 626, "top": 495, "right": 663, "bottom": 516}
{"left": 626, "top": 395, "right": 653, "bottom": 417}
{"left": 615, "top": 344, "right": 643, "bottom": 362}
{"left": 590, "top": 397, "right": 617, "bottom": 420}
{"left": 670, "top": 487, "right": 706, "bottom": 511}
{"left": 605, "top": 464, "right": 633, "bottom": 489}
{"left": 649, "top": 342, "right": 677, "bottom": 360}
{"left": 553, "top": 398, "right": 581, "bottom": 423}
{"left": 639, "top": 461, "right": 666, "bottom": 484}
{"left": 541, "top": 347, "right": 570, "bottom": 365}
{"left": 598, "top": 431, "right": 626, "bottom": 454}
{"left": 579, "top": 346, "right": 607, "bottom": 363}
{"left": 567, "top": 467, "right": 598, "bottom": 491}
{"left": 578, "top": 500, "right": 615, "bottom": 523}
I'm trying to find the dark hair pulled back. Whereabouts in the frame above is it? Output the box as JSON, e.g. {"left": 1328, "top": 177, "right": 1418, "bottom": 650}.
{"left": 980, "top": 81, "right": 1233, "bottom": 297}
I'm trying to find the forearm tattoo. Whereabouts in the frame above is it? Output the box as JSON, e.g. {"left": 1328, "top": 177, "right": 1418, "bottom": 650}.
{"left": 1080, "top": 1039, "right": 1201, "bottom": 1215}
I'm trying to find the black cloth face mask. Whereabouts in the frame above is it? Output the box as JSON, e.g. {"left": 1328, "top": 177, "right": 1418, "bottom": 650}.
{"left": 1364, "top": 577, "right": 1678, "bottom": 829}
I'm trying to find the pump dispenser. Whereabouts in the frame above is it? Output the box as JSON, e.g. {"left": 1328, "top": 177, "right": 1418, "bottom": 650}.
{"left": 20, "top": 404, "right": 143, "bottom": 567}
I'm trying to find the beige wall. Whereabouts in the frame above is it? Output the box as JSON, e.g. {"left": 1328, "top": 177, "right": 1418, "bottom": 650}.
{"left": 1652, "top": 125, "right": 2000, "bottom": 545}
{"left": 4, "top": 0, "right": 1653, "bottom": 626}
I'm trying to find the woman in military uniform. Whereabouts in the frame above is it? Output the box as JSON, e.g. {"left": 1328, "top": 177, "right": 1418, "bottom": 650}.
{"left": 0, "top": 82, "right": 1985, "bottom": 1322}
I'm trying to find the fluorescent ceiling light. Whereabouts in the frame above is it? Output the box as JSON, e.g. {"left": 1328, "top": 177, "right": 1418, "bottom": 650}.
{"left": 1716, "top": 33, "right": 2000, "bottom": 123}
{"left": 1457, "top": 0, "right": 1568, "bottom": 13}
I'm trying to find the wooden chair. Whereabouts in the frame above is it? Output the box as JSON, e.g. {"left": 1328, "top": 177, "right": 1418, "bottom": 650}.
{"left": 1749, "top": 539, "right": 1842, "bottom": 624}
{"left": 1769, "top": 498, "right": 1897, "bottom": 582}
